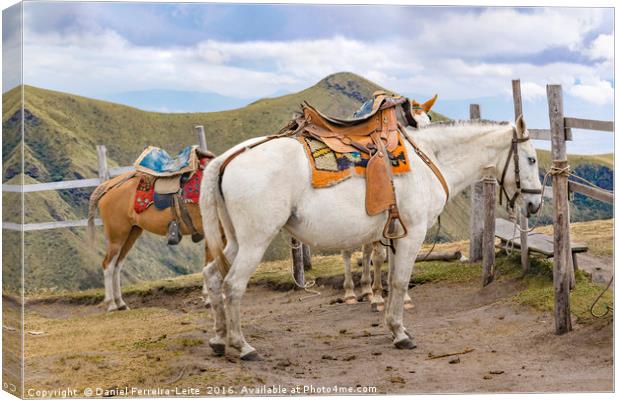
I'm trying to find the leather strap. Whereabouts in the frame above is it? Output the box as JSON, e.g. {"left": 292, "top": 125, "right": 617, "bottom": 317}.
{"left": 399, "top": 124, "right": 450, "bottom": 202}
{"left": 177, "top": 195, "right": 201, "bottom": 237}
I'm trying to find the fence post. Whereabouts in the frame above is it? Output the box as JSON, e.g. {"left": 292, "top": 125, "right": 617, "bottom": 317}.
{"left": 195, "top": 125, "right": 208, "bottom": 151}
{"left": 547, "top": 84, "right": 572, "bottom": 335}
{"left": 482, "top": 166, "right": 496, "bottom": 286}
{"left": 291, "top": 238, "right": 305, "bottom": 287}
{"left": 96, "top": 145, "right": 110, "bottom": 182}
{"left": 468, "top": 104, "right": 484, "bottom": 262}
{"left": 302, "top": 244, "right": 312, "bottom": 271}
{"left": 512, "top": 79, "right": 530, "bottom": 273}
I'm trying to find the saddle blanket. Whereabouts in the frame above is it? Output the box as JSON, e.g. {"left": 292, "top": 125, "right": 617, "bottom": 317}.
{"left": 133, "top": 161, "right": 205, "bottom": 214}
{"left": 134, "top": 145, "right": 200, "bottom": 177}
{"left": 298, "top": 134, "right": 411, "bottom": 188}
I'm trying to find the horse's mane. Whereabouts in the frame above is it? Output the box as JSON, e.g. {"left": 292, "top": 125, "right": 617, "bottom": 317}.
{"left": 417, "top": 119, "right": 511, "bottom": 130}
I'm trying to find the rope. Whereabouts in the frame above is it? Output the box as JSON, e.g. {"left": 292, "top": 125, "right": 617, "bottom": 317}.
{"left": 280, "top": 231, "right": 321, "bottom": 300}
{"left": 590, "top": 276, "right": 614, "bottom": 318}
{"left": 418, "top": 217, "right": 442, "bottom": 261}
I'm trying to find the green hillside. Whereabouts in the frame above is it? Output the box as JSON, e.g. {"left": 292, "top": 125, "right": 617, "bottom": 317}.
{"left": 2, "top": 72, "right": 612, "bottom": 292}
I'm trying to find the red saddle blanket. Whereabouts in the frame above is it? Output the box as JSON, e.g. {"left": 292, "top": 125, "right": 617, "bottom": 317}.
{"left": 133, "top": 162, "right": 205, "bottom": 214}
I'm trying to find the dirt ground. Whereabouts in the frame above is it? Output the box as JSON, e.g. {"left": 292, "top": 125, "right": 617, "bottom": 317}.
{"left": 23, "top": 273, "right": 613, "bottom": 396}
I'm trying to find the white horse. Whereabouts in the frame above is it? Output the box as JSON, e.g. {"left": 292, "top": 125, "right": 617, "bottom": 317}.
{"left": 340, "top": 96, "right": 437, "bottom": 310}
{"left": 200, "top": 116, "right": 542, "bottom": 360}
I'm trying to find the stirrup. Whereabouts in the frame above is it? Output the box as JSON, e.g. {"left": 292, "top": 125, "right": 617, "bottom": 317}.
{"left": 167, "top": 220, "right": 182, "bottom": 245}
{"left": 383, "top": 205, "right": 408, "bottom": 240}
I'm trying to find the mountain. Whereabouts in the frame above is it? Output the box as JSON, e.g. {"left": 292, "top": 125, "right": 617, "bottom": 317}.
{"left": 101, "top": 89, "right": 252, "bottom": 113}
{"left": 2, "top": 72, "right": 611, "bottom": 292}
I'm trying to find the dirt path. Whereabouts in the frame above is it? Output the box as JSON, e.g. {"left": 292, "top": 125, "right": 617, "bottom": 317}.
{"left": 23, "top": 274, "right": 612, "bottom": 396}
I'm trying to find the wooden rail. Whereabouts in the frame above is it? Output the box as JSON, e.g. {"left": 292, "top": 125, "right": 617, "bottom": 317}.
{"left": 3, "top": 219, "right": 103, "bottom": 232}
{"left": 564, "top": 117, "right": 614, "bottom": 132}
{"left": 569, "top": 181, "right": 613, "bottom": 204}
{"left": 2, "top": 128, "right": 208, "bottom": 233}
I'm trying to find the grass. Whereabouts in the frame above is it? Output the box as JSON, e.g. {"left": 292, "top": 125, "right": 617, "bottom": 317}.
{"left": 512, "top": 256, "right": 613, "bottom": 323}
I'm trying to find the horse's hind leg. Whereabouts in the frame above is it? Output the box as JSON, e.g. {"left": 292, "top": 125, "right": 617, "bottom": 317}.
{"left": 223, "top": 243, "right": 269, "bottom": 361}
{"left": 359, "top": 244, "right": 373, "bottom": 302}
{"left": 102, "top": 245, "right": 122, "bottom": 312}
{"left": 370, "top": 242, "right": 386, "bottom": 312}
{"left": 114, "top": 226, "right": 143, "bottom": 311}
{"left": 204, "top": 242, "right": 238, "bottom": 356}
{"left": 342, "top": 249, "right": 357, "bottom": 304}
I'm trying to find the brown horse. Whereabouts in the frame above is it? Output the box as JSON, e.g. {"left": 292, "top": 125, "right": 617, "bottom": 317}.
{"left": 87, "top": 171, "right": 211, "bottom": 311}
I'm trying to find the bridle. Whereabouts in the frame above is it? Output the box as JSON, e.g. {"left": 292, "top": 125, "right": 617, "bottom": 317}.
{"left": 498, "top": 128, "right": 542, "bottom": 210}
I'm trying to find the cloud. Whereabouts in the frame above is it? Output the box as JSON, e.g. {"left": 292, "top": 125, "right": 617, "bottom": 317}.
{"left": 20, "top": 6, "right": 613, "bottom": 110}
{"left": 412, "top": 8, "right": 605, "bottom": 58}
{"left": 583, "top": 33, "right": 613, "bottom": 61}
{"left": 569, "top": 77, "right": 614, "bottom": 105}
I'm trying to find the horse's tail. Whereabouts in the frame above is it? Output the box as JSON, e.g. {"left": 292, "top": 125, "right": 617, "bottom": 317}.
{"left": 87, "top": 183, "right": 107, "bottom": 246}
{"left": 200, "top": 155, "right": 232, "bottom": 276}
{"left": 87, "top": 171, "right": 136, "bottom": 246}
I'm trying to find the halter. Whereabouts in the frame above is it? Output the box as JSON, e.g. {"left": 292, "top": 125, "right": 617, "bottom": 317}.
{"left": 498, "top": 128, "right": 542, "bottom": 209}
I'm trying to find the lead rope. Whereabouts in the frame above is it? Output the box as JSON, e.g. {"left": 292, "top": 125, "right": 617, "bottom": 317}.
{"left": 590, "top": 276, "right": 613, "bottom": 318}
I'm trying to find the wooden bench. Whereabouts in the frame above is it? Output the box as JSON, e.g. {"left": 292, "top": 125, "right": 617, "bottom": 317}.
{"left": 494, "top": 218, "right": 588, "bottom": 269}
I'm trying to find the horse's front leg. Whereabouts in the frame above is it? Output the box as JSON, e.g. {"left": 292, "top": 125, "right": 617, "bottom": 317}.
{"left": 359, "top": 243, "right": 374, "bottom": 302}
{"left": 384, "top": 231, "right": 424, "bottom": 349}
{"left": 341, "top": 249, "right": 357, "bottom": 304}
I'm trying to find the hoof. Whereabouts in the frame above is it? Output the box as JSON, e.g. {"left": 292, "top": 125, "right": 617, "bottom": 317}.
{"left": 117, "top": 304, "right": 129, "bottom": 311}
{"left": 344, "top": 297, "right": 357, "bottom": 305}
{"left": 240, "top": 351, "right": 262, "bottom": 361}
{"left": 105, "top": 302, "right": 118, "bottom": 312}
{"left": 204, "top": 302, "right": 212, "bottom": 309}
{"left": 209, "top": 342, "right": 226, "bottom": 356}
{"left": 394, "top": 338, "right": 417, "bottom": 350}
{"left": 371, "top": 303, "right": 385, "bottom": 313}
{"left": 360, "top": 293, "right": 373, "bottom": 302}
{"left": 403, "top": 301, "right": 414, "bottom": 310}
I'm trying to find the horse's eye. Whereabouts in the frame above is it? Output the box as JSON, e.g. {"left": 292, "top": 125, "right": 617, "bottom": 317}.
{"left": 528, "top": 157, "right": 536, "bottom": 165}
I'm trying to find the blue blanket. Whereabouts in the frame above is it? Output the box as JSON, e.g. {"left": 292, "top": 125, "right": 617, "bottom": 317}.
{"left": 135, "top": 145, "right": 198, "bottom": 176}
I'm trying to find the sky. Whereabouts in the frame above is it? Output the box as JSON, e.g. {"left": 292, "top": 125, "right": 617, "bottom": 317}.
{"left": 2, "top": 3, "right": 615, "bottom": 154}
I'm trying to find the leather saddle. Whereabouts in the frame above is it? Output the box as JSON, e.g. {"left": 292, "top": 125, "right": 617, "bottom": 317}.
{"left": 299, "top": 92, "right": 411, "bottom": 239}
{"left": 134, "top": 145, "right": 214, "bottom": 245}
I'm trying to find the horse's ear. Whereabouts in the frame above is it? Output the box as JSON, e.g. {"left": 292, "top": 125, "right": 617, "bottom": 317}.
{"left": 516, "top": 114, "right": 527, "bottom": 137}
{"left": 421, "top": 94, "right": 438, "bottom": 112}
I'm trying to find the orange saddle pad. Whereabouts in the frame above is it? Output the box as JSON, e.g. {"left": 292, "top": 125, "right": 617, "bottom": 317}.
{"left": 298, "top": 133, "right": 411, "bottom": 189}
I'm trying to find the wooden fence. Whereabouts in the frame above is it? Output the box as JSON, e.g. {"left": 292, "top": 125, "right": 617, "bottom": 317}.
{"left": 2, "top": 126, "right": 208, "bottom": 232}
{"left": 471, "top": 80, "right": 614, "bottom": 335}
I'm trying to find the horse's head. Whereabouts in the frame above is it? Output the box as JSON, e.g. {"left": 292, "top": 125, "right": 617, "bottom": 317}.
{"left": 410, "top": 94, "right": 438, "bottom": 128}
{"left": 499, "top": 115, "right": 543, "bottom": 216}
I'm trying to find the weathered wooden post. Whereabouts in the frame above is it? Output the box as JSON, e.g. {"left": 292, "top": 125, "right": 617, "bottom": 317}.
{"left": 482, "top": 166, "right": 497, "bottom": 286}
{"left": 96, "top": 145, "right": 110, "bottom": 182}
{"left": 302, "top": 244, "right": 312, "bottom": 271}
{"left": 468, "top": 104, "right": 484, "bottom": 263}
{"left": 512, "top": 79, "right": 530, "bottom": 272}
{"left": 291, "top": 238, "right": 305, "bottom": 287}
{"left": 195, "top": 125, "right": 208, "bottom": 151}
{"left": 547, "top": 84, "right": 572, "bottom": 334}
